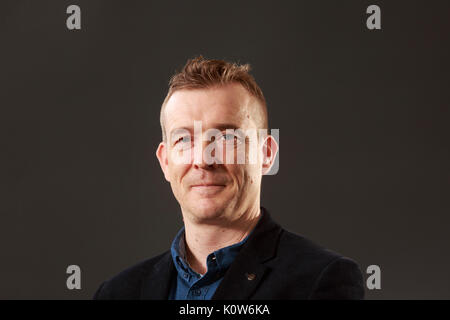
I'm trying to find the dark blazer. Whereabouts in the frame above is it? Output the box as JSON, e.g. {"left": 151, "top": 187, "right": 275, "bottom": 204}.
{"left": 93, "top": 207, "right": 365, "bottom": 300}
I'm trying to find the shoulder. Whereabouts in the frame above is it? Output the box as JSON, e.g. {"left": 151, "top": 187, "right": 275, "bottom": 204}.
{"left": 271, "top": 228, "right": 365, "bottom": 299}
{"left": 277, "top": 228, "right": 343, "bottom": 264}
{"left": 92, "top": 251, "right": 170, "bottom": 300}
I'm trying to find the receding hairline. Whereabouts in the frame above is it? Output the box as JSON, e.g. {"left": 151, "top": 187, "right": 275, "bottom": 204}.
{"left": 160, "top": 83, "right": 268, "bottom": 142}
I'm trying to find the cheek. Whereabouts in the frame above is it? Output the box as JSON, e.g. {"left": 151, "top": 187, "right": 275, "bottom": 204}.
{"left": 244, "top": 165, "right": 261, "bottom": 186}
{"left": 226, "top": 165, "right": 252, "bottom": 189}
{"left": 167, "top": 162, "right": 191, "bottom": 186}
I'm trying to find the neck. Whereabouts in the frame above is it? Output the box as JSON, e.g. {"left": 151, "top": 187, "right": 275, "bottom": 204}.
{"left": 182, "top": 204, "right": 261, "bottom": 275}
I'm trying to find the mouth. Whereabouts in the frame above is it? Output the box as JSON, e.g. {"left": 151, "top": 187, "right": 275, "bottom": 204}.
{"left": 191, "top": 183, "right": 226, "bottom": 187}
{"left": 190, "top": 184, "right": 226, "bottom": 195}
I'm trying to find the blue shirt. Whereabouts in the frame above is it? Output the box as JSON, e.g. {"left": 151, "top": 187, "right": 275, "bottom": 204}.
{"left": 169, "top": 224, "right": 255, "bottom": 300}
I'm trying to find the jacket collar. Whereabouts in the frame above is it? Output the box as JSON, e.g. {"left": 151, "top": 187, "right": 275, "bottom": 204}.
{"left": 140, "top": 250, "right": 175, "bottom": 300}
{"left": 211, "top": 207, "right": 282, "bottom": 299}
{"left": 140, "top": 207, "right": 282, "bottom": 300}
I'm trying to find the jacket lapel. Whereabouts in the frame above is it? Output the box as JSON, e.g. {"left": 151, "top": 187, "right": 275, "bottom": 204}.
{"left": 140, "top": 251, "right": 175, "bottom": 299}
{"left": 139, "top": 207, "right": 282, "bottom": 300}
{"left": 212, "top": 207, "right": 282, "bottom": 300}
{"left": 211, "top": 250, "right": 270, "bottom": 300}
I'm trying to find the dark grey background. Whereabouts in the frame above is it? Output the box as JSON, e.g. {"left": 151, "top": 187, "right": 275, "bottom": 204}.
{"left": 1, "top": 0, "right": 449, "bottom": 299}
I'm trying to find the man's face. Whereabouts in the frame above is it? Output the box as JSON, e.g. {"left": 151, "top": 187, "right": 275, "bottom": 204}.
{"left": 156, "top": 83, "right": 271, "bottom": 223}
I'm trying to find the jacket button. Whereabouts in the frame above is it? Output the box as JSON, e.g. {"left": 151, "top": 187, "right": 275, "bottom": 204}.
{"left": 245, "top": 272, "right": 256, "bottom": 281}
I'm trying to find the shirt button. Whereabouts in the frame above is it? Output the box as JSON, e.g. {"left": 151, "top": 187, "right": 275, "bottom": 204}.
{"left": 183, "top": 273, "right": 189, "bottom": 278}
{"left": 192, "top": 289, "right": 201, "bottom": 296}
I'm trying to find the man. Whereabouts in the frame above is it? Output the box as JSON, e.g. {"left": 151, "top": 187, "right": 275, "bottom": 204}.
{"left": 93, "top": 56, "right": 365, "bottom": 300}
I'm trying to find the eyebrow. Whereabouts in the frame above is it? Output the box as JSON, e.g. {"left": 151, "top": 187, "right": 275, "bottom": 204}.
{"left": 214, "top": 124, "right": 240, "bottom": 131}
{"left": 169, "top": 127, "right": 193, "bottom": 136}
{"left": 169, "top": 123, "right": 241, "bottom": 136}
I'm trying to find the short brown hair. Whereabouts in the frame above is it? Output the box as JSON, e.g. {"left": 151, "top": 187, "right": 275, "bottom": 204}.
{"left": 160, "top": 56, "right": 268, "bottom": 142}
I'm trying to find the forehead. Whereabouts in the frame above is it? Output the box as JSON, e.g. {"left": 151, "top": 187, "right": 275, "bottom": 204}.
{"left": 164, "top": 83, "right": 256, "bottom": 133}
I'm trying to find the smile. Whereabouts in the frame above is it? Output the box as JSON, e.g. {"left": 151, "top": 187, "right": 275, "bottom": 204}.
{"left": 190, "top": 184, "right": 226, "bottom": 195}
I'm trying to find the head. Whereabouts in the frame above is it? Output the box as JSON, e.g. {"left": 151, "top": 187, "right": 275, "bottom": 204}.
{"left": 156, "top": 56, "right": 278, "bottom": 224}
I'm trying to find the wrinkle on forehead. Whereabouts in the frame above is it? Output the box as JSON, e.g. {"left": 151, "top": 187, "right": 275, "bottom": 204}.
{"left": 164, "top": 83, "right": 258, "bottom": 133}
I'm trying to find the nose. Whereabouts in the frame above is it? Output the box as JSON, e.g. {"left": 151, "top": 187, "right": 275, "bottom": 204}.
{"left": 194, "top": 161, "right": 214, "bottom": 170}
{"left": 192, "top": 137, "right": 220, "bottom": 169}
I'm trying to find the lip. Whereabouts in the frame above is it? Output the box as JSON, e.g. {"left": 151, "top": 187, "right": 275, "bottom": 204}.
{"left": 191, "top": 184, "right": 225, "bottom": 187}
{"left": 190, "top": 184, "right": 226, "bottom": 196}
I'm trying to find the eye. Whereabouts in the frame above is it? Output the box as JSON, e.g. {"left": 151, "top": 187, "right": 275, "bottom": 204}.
{"left": 174, "top": 135, "right": 191, "bottom": 145}
{"left": 219, "top": 132, "right": 241, "bottom": 145}
{"left": 223, "top": 134, "right": 235, "bottom": 140}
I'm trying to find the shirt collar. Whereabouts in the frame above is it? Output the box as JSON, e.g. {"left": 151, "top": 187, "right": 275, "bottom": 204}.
{"left": 170, "top": 214, "right": 261, "bottom": 279}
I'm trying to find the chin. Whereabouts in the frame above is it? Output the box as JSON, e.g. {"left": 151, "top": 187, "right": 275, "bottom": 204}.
{"left": 186, "top": 198, "right": 228, "bottom": 222}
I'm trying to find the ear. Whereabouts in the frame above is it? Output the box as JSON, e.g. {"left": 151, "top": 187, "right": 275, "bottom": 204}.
{"left": 156, "top": 142, "right": 171, "bottom": 182}
{"left": 261, "top": 135, "right": 279, "bottom": 175}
